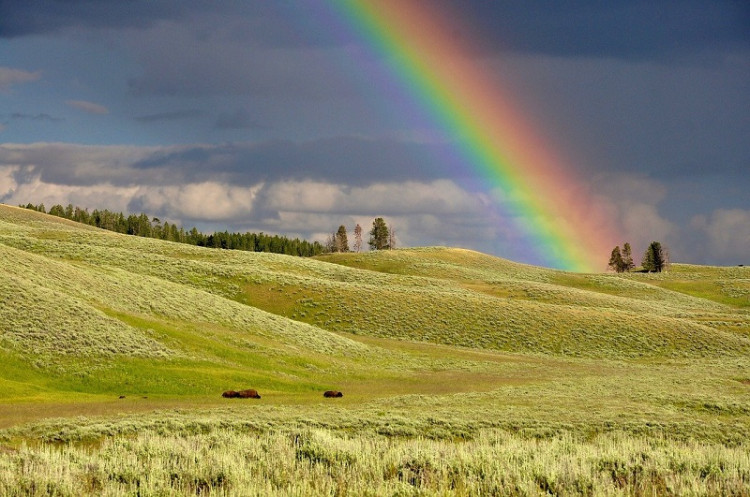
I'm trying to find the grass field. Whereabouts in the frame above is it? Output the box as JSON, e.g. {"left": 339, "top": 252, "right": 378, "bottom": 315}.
{"left": 1, "top": 204, "right": 749, "bottom": 495}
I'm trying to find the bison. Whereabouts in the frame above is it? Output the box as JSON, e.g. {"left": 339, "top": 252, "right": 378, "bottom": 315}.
{"left": 237, "top": 389, "right": 261, "bottom": 399}
{"left": 223, "top": 389, "right": 261, "bottom": 398}
{"left": 323, "top": 390, "right": 343, "bottom": 398}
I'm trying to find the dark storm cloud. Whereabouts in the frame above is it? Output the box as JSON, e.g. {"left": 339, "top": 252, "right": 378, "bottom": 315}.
{"left": 0, "top": 137, "right": 451, "bottom": 188}
{"left": 5, "top": 1, "right": 745, "bottom": 60}
{"left": 0, "top": 0, "right": 186, "bottom": 37}
{"left": 0, "top": 0, "right": 342, "bottom": 48}
{"left": 135, "top": 109, "right": 206, "bottom": 123}
{"left": 215, "top": 109, "right": 264, "bottom": 130}
{"left": 8, "top": 113, "right": 63, "bottom": 122}
{"left": 130, "top": 137, "right": 451, "bottom": 186}
{"left": 125, "top": 37, "right": 357, "bottom": 98}
{"left": 1, "top": 1, "right": 747, "bottom": 267}
{"left": 438, "top": 0, "right": 749, "bottom": 60}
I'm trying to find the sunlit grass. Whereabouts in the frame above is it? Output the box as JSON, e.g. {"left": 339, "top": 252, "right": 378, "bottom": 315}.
{"left": 2, "top": 428, "right": 749, "bottom": 496}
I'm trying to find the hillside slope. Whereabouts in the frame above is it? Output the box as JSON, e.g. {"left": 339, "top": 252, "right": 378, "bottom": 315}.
{"left": 1, "top": 204, "right": 749, "bottom": 405}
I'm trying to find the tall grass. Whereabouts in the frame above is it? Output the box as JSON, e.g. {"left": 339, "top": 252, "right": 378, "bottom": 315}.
{"left": 1, "top": 428, "right": 748, "bottom": 496}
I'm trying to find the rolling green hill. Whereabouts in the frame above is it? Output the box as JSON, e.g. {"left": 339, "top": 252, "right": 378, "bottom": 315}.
{"left": 1, "top": 203, "right": 749, "bottom": 495}
{"left": 1, "top": 203, "right": 749, "bottom": 403}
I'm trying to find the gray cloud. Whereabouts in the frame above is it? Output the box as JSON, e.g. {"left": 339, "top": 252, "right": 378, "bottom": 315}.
{"left": 0, "top": 0, "right": 189, "bottom": 38}
{"left": 0, "top": 138, "right": 452, "bottom": 188}
{"left": 0, "top": 143, "right": 165, "bottom": 187}
{"left": 690, "top": 209, "right": 750, "bottom": 265}
{"left": 129, "top": 137, "right": 453, "bottom": 186}
{"left": 135, "top": 109, "right": 206, "bottom": 123}
{"left": 4, "top": 1, "right": 746, "bottom": 61}
{"left": 434, "top": 0, "right": 749, "bottom": 61}
{"left": 215, "top": 109, "right": 264, "bottom": 130}
{"left": 483, "top": 50, "right": 750, "bottom": 183}
{"left": 125, "top": 25, "right": 357, "bottom": 99}
{"left": 10, "top": 112, "right": 64, "bottom": 122}
{"left": 0, "top": 2, "right": 344, "bottom": 49}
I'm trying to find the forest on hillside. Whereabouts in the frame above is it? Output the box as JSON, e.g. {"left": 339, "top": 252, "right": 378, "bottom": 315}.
{"left": 20, "top": 203, "right": 324, "bottom": 257}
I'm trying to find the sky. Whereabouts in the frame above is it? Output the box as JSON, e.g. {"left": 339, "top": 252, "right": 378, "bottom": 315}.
{"left": 0, "top": 0, "right": 748, "bottom": 269}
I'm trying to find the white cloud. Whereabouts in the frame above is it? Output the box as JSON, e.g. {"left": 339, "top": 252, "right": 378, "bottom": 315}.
{"left": 249, "top": 180, "right": 500, "bottom": 249}
{"left": 593, "top": 173, "right": 678, "bottom": 247}
{"left": 691, "top": 209, "right": 750, "bottom": 264}
{"left": 1, "top": 174, "right": 138, "bottom": 213}
{"left": 0, "top": 165, "right": 510, "bottom": 257}
{"left": 66, "top": 100, "right": 109, "bottom": 115}
{"left": 0, "top": 166, "right": 19, "bottom": 197}
{"left": 0, "top": 67, "right": 41, "bottom": 91}
{"left": 0, "top": 170, "right": 262, "bottom": 224}
{"left": 130, "top": 182, "right": 262, "bottom": 221}
{"left": 261, "top": 179, "right": 488, "bottom": 216}
{"left": 1, "top": 143, "right": 743, "bottom": 267}
{"left": 620, "top": 202, "right": 679, "bottom": 249}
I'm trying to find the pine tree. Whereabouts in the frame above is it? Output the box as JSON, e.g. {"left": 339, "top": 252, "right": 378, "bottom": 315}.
{"left": 621, "top": 242, "right": 635, "bottom": 272}
{"left": 642, "top": 241, "right": 665, "bottom": 272}
{"left": 49, "top": 204, "right": 66, "bottom": 217}
{"left": 642, "top": 246, "right": 655, "bottom": 272}
{"left": 368, "top": 217, "right": 389, "bottom": 250}
{"left": 608, "top": 246, "right": 624, "bottom": 272}
{"left": 335, "top": 225, "right": 349, "bottom": 252}
{"left": 18, "top": 201, "right": 323, "bottom": 256}
{"left": 353, "top": 223, "right": 363, "bottom": 253}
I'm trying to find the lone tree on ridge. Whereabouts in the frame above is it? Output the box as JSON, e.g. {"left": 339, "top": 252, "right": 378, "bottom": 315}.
{"left": 335, "top": 225, "right": 349, "bottom": 252}
{"left": 621, "top": 242, "right": 635, "bottom": 272}
{"left": 642, "top": 241, "right": 667, "bottom": 272}
{"left": 608, "top": 246, "right": 625, "bottom": 272}
{"left": 368, "top": 217, "right": 390, "bottom": 250}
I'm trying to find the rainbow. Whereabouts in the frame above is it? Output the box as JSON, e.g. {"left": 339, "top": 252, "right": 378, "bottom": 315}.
{"left": 329, "top": 1, "right": 619, "bottom": 272}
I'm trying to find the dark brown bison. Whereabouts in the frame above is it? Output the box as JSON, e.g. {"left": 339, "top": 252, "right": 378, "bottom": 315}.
{"left": 222, "top": 390, "right": 240, "bottom": 398}
{"left": 237, "top": 389, "right": 261, "bottom": 399}
{"left": 323, "top": 390, "right": 343, "bottom": 398}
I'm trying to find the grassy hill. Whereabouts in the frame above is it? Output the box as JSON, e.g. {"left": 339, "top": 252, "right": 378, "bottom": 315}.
{"left": 1, "top": 203, "right": 749, "bottom": 495}
{"left": 1, "top": 202, "right": 749, "bottom": 401}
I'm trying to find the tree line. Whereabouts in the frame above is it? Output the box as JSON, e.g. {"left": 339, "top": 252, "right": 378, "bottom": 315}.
{"left": 608, "top": 241, "right": 669, "bottom": 273}
{"left": 325, "top": 217, "right": 396, "bottom": 253}
{"left": 20, "top": 203, "right": 324, "bottom": 257}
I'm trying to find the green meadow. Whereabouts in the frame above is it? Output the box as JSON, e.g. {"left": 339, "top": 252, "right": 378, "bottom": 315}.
{"left": 1, "top": 203, "right": 749, "bottom": 495}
